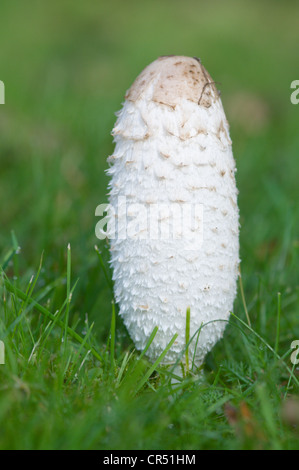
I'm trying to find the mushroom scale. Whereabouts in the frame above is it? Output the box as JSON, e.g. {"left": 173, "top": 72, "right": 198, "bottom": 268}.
{"left": 106, "top": 56, "right": 239, "bottom": 368}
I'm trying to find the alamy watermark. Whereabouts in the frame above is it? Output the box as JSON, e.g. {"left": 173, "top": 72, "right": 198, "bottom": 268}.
{"left": 95, "top": 198, "right": 203, "bottom": 246}
{"left": 0, "top": 341, "right": 4, "bottom": 365}
{"left": 291, "top": 340, "right": 299, "bottom": 365}
{"left": 0, "top": 80, "right": 5, "bottom": 104}
{"left": 290, "top": 80, "right": 299, "bottom": 105}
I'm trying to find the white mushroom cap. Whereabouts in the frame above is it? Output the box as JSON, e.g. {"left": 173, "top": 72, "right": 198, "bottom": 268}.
{"left": 126, "top": 55, "right": 219, "bottom": 109}
{"left": 107, "top": 56, "right": 239, "bottom": 369}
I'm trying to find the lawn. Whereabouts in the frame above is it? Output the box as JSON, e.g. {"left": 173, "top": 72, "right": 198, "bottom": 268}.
{"left": 0, "top": 0, "right": 299, "bottom": 450}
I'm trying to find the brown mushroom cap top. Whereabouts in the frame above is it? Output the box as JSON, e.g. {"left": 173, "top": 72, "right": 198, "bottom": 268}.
{"left": 125, "top": 55, "right": 219, "bottom": 109}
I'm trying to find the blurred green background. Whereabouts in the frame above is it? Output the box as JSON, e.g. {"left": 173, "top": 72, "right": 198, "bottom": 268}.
{"left": 0, "top": 0, "right": 299, "bottom": 449}
{"left": 1, "top": 0, "right": 299, "bottom": 299}
{"left": 1, "top": 0, "right": 299, "bottom": 332}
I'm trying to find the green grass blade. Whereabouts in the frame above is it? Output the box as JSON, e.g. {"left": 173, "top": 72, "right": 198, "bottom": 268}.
{"left": 134, "top": 333, "right": 178, "bottom": 395}
{"left": 95, "top": 245, "right": 113, "bottom": 292}
{"left": 64, "top": 243, "right": 72, "bottom": 349}
{"left": 2, "top": 277, "right": 103, "bottom": 363}
{"left": 185, "top": 306, "right": 191, "bottom": 374}
{"left": 275, "top": 292, "right": 281, "bottom": 354}
{"left": 110, "top": 300, "right": 116, "bottom": 374}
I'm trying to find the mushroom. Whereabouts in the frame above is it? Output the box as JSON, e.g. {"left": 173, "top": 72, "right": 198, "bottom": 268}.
{"left": 106, "top": 56, "right": 239, "bottom": 370}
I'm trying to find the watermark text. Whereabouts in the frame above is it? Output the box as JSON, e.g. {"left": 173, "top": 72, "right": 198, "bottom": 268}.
{"left": 291, "top": 340, "right": 299, "bottom": 365}
{"left": 95, "top": 198, "right": 203, "bottom": 247}
{"left": 0, "top": 80, "right": 5, "bottom": 104}
{"left": 290, "top": 80, "right": 299, "bottom": 105}
{"left": 0, "top": 341, "right": 4, "bottom": 365}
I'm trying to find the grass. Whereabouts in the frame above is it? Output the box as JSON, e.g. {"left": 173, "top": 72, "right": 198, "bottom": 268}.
{"left": 0, "top": 0, "right": 299, "bottom": 450}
